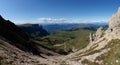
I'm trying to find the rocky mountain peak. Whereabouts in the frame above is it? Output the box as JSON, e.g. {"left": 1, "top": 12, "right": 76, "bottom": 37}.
{"left": 117, "top": 7, "right": 120, "bottom": 14}
{"left": 109, "top": 7, "right": 120, "bottom": 29}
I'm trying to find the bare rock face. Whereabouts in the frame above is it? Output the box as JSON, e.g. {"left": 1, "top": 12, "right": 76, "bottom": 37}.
{"left": 107, "top": 7, "right": 120, "bottom": 37}
{"left": 109, "top": 7, "right": 120, "bottom": 29}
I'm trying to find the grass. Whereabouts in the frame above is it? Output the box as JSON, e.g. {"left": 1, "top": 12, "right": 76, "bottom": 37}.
{"left": 82, "top": 59, "right": 99, "bottom": 65}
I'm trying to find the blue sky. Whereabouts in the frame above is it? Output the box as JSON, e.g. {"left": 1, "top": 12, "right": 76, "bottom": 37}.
{"left": 0, "top": 0, "right": 120, "bottom": 24}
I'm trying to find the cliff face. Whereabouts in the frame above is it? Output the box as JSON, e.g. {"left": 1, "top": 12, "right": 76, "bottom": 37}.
{"left": 19, "top": 24, "right": 49, "bottom": 38}
{"left": 59, "top": 7, "right": 120, "bottom": 65}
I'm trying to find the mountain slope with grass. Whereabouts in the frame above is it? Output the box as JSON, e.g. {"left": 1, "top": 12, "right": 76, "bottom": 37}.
{"left": 34, "top": 27, "right": 95, "bottom": 54}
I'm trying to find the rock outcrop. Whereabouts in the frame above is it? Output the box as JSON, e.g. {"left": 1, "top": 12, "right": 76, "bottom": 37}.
{"left": 89, "top": 27, "right": 104, "bottom": 43}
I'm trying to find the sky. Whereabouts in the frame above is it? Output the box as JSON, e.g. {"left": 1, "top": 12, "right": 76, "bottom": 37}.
{"left": 0, "top": 0, "right": 120, "bottom": 24}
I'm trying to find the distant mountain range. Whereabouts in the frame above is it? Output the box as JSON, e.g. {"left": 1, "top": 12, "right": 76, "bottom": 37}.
{"left": 42, "top": 22, "right": 108, "bottom": 33}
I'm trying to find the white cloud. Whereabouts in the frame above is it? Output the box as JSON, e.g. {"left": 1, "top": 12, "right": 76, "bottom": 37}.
{"left": 37, "top": 18, "right": 67, "bottom": 23}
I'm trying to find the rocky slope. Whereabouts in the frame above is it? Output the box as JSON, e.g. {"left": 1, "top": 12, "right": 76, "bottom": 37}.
{"left": 57, "top": 7, "right": 120, "bottom": 65}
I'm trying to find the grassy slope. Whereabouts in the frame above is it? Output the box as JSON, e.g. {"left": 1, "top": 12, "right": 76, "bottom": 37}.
{"left": 34, "top": 30, "right": 94, "bottom": 54}
{"left": 103, "top": 39, "right": 120, "bottom": 65}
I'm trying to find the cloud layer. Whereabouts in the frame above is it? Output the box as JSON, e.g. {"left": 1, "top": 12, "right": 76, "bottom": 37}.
{"left": 13, "top": 17, "right": 107, "bottom": 24}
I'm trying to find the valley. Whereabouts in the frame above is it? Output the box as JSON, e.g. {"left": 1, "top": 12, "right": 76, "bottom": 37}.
{"left": 0, "top": 1, "right": 120, "bottom": 65}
